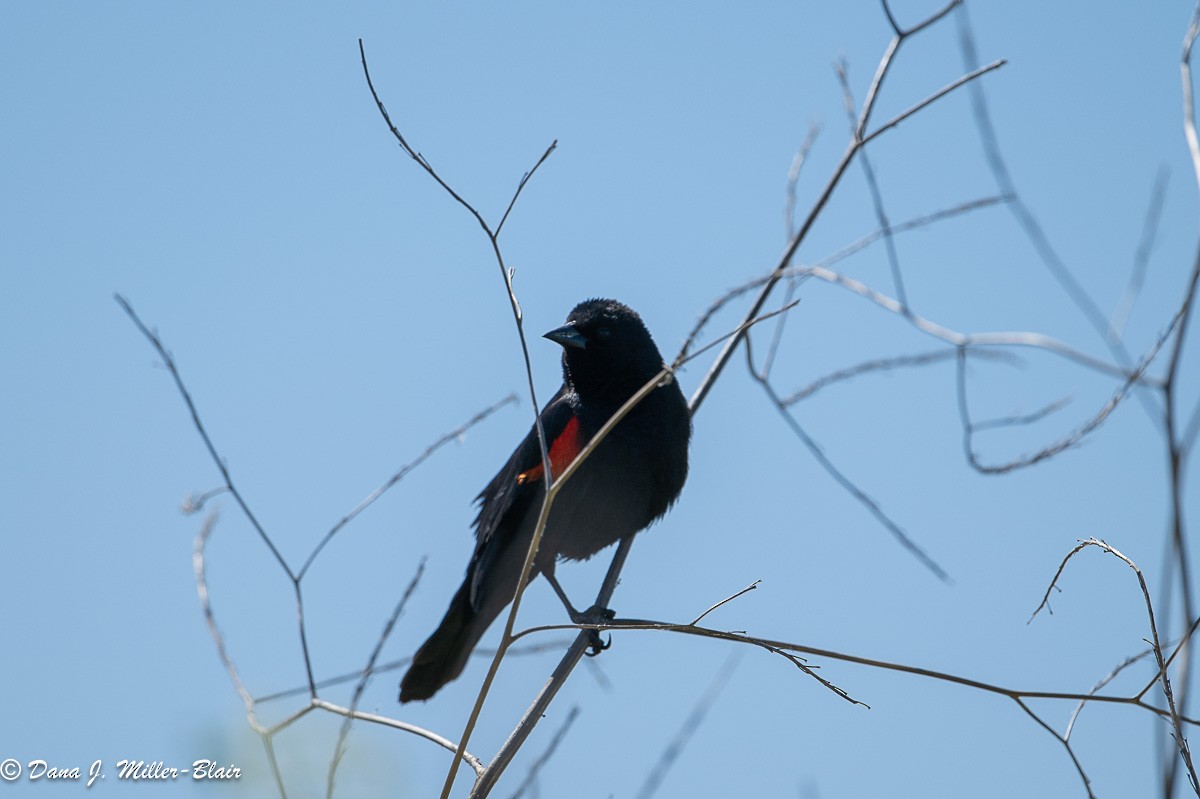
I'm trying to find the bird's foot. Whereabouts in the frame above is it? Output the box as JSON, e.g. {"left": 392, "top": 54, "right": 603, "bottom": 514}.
{"left": 571, "top": 604, "right": 615, "bottom": 657}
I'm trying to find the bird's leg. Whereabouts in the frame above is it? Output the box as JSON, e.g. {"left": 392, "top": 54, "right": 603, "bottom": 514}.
{"left": 543, "top": 568, "right": 583, "bottom": 619}
{"left": 542, "top": 567, "right": 613, "bottom": 656}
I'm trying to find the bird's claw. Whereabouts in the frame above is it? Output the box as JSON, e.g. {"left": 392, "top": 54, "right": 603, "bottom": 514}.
{"left": 585, "top": 631, "right": 611, "bottom": 657}
{"left": 571, "top": 604, "right": 614, "bottom": 657}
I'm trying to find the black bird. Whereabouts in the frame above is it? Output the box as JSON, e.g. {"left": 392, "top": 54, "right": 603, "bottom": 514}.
{"left": 400, "top": 299, "right": 691, "bottom": 702}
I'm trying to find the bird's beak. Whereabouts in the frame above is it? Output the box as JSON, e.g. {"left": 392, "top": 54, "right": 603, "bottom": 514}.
{"left": 543, "top": 323, "right": 587, "bottom": 349}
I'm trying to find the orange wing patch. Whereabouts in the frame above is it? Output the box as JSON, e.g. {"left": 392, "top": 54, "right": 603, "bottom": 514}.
{"left": 517, "top": 416, "right": 583, "bottom": 486}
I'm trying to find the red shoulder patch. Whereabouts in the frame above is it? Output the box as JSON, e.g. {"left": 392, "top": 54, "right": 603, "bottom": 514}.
{"left": 517, "top": 416, "right": 583, "bottom": 486}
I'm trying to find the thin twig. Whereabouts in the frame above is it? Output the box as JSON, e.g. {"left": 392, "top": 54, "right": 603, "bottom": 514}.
{"left": 1029, "top": 538, "right": 1199, "bottom": 791}
{"left": 116, "top": 294, "right": 293, "bottom": 580}
{"left": 359, "top": 37, "right": 555, "bottom": 498}
{"left": 1014, "top": 697, "right": 1095, "bottom": 799}
{"left": 972, "top": 397, "right": 1071, "bottom": 431}
{"left": 784, "top": 124, "right": 823, "bottom": 241}
{"left": 687, "top": 264, "right": 1149, "bottom": 384}
{"left": 856, "top": 0, "right": 963, "bottom": 138}
{"left": 497, "top": 141, "right": 558, "bottom": 237}
{"left": 299, "top": 394, "right": 517, "bottom": 580}
{"left": 955, "top": 300, "right": 1182, "bottom": 475}
{"left": 837, "top": 60, "right": 908, "bottom": 310}
{"left": 675, "top": 194, "right": 1012, "bottom": 369}
{"left": 755, "top": 356, "right": 950, "bottom": 582}
{"left": 635, "top": 652, "right": 743, "bottom": 799}
{"left": 1110, "top": 167, "right": 1170, "bottom": 344}
{"left": 192, "top": 510, "right": 262, "bottom": 730}
{"left": 768, "top": 123, "right": 823, "bottom": 381}
{"left": 1067, "top": 646, "right": 1160, "bottom": 741}
{"left": 956, "top": 6, "right": 1162, "bottom": 428}
{"left": 117, "top": 293, "right": 325, "bottom": 694}
{"left": 860, "top": 59, "right": 1006, "bottom": 148}
{"left": 815, "top": 193, "right": 1013, "bottom": 270}
{"left": 313, "top": 699, "right": 485, "bottom": 775}
{"left": 782, "top": 348, "right": 1017, "bottom": 406}
{"left": 690, "top": 581, "right": 761, "bottom": 626}
{"left": 688, "top": 47, "right": 1005, "bottom": 415}
{"left": 327, "top": 559, "right": 427, "bottom": 799}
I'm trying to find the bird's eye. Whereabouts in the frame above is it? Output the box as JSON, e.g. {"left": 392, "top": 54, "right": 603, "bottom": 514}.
{"left": 597, "top": 326, "right": 612, "bottom": 339}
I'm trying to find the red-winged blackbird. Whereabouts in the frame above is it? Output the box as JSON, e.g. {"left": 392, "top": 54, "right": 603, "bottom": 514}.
{"left": 399, "top": 299, "right": 691, "bottom": 703}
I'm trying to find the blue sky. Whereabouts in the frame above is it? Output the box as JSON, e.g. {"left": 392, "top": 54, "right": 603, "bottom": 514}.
{"left": 4, "top": 1, "right": 1199, "bottom": 797}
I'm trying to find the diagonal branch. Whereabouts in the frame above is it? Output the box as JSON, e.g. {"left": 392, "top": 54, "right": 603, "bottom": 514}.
{"left": 688, "top": 51, "right": 1005, "bottom": 416}
{"left": 359, "top": 38, "right": 557, "bottom": 495}
{"left": 117, "top": 294, "right": 294, "bottom": 581}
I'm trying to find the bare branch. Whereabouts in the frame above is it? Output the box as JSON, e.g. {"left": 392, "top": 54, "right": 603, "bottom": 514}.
{"left": 754, "top": 363, "right": 950, "bottom": 582}
{"left": 791, "top": 263, "right": 1155, "bottom": 381}
{"left": 1183, "top": 398, "right": 1200, "bottom": 456}
{"left": 1029, "top": 539, "right": 1199, "bottom": 791}
{"left": 676, "top": 193, "right": 1012, "bottom": 370}
{"left": 298, "top": 394, "right": 517, "bottom": 580}
{"left": 1182, "top": 5, "right": 1200, "bottom": 195}
{"left": 1109, "top": 167, "right": 1170, "bottom": 344}
{"left": 116, "top": 294, "right": 294, "bottom": 580}
{"left": 857, "top": 0, "right": 963, "bottom": 138}
{"left": 878, "top": 0, "right": 902, "bottom": 36}
{"left": 1013, "top": 697, "right": 1096, "bottom": 799}
{"left": 1067, "top": 646, "right": 1160, "bottom": 740}
{"left": 182, "top": 486, "right": 229, "bottom": 514}
{"left": 328, "top": 559, "right": 427, "bottom": 798}
{"left": 955, "top": 305, "right": 1180, "bottom": 475}
{"left": 972, "top": 397, "right": 1072, "bottom": 431}
{"left": 506, "top": 706, "right": 580, "bottom": 799}
{"left": 861, "top": 59, "right": 1006, "bottom": 147}
{"left": 894, "top": 0, "right": 962, "bottom": 38}
{"left": 313, "top": 699, "right": 485, "bottom": 775}
{"left": 512, "top": 615, "right": 1200, "bottom": 727}
{"left": 816, "top": 193, "right": 1013, "bottom": 269}
{"left": 782, "top": 348, "right": 1018, "bottom": 406}
{"left": 1028, "top": 538, "right": 1092, "bottom": 623}
{"left": 497, "top": 140, "right": 558, "bottom": 237}
{"left": 192, "top": 511, "right": 262, "bottom": 731}
{"left": 635, "top": 653, "right": 742, "bottom": 799}
{"left": 357, "top": 40, "right": 491, "bottom": 235}
{"left": 956, "top": 7, "right": 1162, "bottom": 428}
{"left": 472, "top": 535, "right": 636, "bottom": 799}
{"left": 689, "top": 261, "right": 1145, "bottom": 384}
{"left": 690, "top": 580, "right": 761, "bottom": 626}
{"left": 689, "top": 37, "right": 1005, "bottom": 416}
{"left": 837, "top": 60, "right": 908, "bottom": 309}
{"left": 784, "top": 124, "right": 823, "bottom": 241}
{"left": 359, "top": 37, "right": 556, "bottom": 502}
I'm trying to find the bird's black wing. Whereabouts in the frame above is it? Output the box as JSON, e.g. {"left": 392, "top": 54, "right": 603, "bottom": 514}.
{"left": 467, "top": 386, "right": 581, "bottom": 609}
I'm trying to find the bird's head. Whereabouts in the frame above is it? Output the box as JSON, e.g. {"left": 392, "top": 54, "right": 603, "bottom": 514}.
{"left": 543, "top": 298, "right": 667, "bottom": 399}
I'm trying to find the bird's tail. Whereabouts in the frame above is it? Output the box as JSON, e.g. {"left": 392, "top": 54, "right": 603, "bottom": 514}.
{"left": 400, "top": 579, "right": 490, "bottom": 703}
